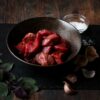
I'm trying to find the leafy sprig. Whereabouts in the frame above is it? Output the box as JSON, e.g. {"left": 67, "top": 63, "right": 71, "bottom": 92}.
{"left": 0, "top": 58, "right": 39, "bottom": 99}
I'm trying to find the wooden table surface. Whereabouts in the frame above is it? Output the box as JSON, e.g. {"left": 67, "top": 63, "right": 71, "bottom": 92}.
{"left": 0, "top": 0, "right": 100, "bottom": 100}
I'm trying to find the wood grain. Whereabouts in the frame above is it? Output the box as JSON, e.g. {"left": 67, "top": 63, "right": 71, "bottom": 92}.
{"left": 0, "top": 0, "right": 100, "bottom": 24}
{"left": 0, "top": 0, "right": 100, "bottom": 100}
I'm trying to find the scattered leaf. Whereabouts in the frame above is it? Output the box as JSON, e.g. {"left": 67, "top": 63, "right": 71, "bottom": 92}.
{"left": 30, "top": 85, "right": 39, "bottom": 93}
{"left": 19, "top": 77, "right": 38, "bottom": 93}
{"left": 17, "top": 77, "right": 23, "bottom": 82}
{"left": 5, "top": 93, "right": 13, "bottom": 100}
{"left": 10, "top": 74, "right": 16, "bottom": 81}
{"left": 19, "top": 77, "right": 36, "bottom": 86}
{"left": 0, "top": 82, "right": 8, "bottom": 96}
{"left": 0, "top": 62, "right": 14, "bottom": 72}
{"left": 5, "top": 73, "right": 16, "bottom": 82}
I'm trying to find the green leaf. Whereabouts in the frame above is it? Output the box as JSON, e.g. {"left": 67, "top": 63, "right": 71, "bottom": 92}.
{"left": 10, "top": 74, "right": 16, "bottom": 81}
{"left": 0, "top": 82, "right": 8, "bottom": 96}
{"left": 30, "top": 85, "right": 39, "bottom": 93}
{"left": 5, "top": 93, "right": 13, "bottom": 100}
{"left": 19, "top": 77, "right": 38, "bottom": 92}
{"left": 19, "top": 77, "right": 36, "bottom": 85}
{"left": 0, "top": 62, "right": 14, "bottom": 72}
{"left": 17, "top": 77, "right": 23, "bottom": 82}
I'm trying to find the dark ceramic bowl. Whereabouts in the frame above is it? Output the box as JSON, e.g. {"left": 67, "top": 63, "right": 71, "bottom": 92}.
{"left": 6, "top": 17, "right": 81, "bottom": 67}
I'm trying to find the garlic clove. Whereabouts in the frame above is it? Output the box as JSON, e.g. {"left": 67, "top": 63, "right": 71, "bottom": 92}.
{"left": 85, "top": 46, "right": 99, "bottom": 62}
{"left": 66, "top": 74, "right": 77, "bottom": 83}
{"left": 63, "top": 81, "right": 77, "bottom": 95}
{"left": 64, "top": 81, "right": 71, "bottom": 94}
{"left": 82, "top": 68, "right": 96, "bottom": 78}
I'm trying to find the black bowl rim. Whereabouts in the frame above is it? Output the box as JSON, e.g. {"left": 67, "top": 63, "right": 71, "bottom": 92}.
{"left": 6, "top": 17, "right": 81, "bottom": 67}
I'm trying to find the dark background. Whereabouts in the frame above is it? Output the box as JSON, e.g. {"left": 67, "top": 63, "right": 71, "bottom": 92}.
{"left": 0, "top": 0, "right": 100, "bottom": 100}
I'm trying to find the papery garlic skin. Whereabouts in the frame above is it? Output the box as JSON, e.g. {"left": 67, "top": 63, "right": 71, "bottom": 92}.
{"left": 66, "top": 74, "right": 77, "bottom": 83}
{"left": 85, "top": 46, "right": 99, "bottom": 62}
{"left": 63, "top": 81, "right": 77, "bottom": 95}
{"left": 82, "top": 69, "right": 96, "bottom": 78}
{"left": 64, "top": 81, "right": 72, "bottom": 94}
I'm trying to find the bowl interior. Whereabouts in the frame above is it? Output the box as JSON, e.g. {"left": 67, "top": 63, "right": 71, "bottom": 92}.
{"left": 7, "top": 17, "right": 81, "bottom": 66}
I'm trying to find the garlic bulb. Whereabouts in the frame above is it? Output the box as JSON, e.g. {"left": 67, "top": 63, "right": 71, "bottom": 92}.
{"left": 85, "top": 46, "right": 99, "bottom": 62}
{"left": 82, "top": 68, "right": 96, "bottom": 78}
{"left": 63, "top": 81, "right": 76, "bottom": 95}
{"left": 66, "top": 74, "right": 77, "bottom": 83}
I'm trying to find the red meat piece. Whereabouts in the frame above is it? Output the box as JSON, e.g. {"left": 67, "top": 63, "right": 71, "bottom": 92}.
{"left": 51, "top": 51, "right": 64, "bottom": 64}
{"left": 24, "top": 33, "right": 42, "bottom": 57}
{"left": 54, "top": 42, "right": 69, "bottom": 52}
{"left": 22, "top": 32, "right": 35, "bottom": 43}
{"left": 35, "top": 52, "right": 48, "bottom": 66}
{"left": 16, "top": 42, "right": 26, "bottom": 54}
{"left": 42, "top": 46, "right": 52, "bottom": 54}
{"left": 16, "top": 32, "right": 35, "bottom": 54}
{"left": 47, "top": 55, "right": 55, "bottom": 65}
{"left": 37, "top": 29, "right": 52, "bottom": 36}
{"left": 16, "top": 32, "right": 42, "bottom": 57}
{"left": 42, "top": 33, "right": 60, "bottom": 46}
{"left": 35, "top": 52, "right": 55, "bottom": 66}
